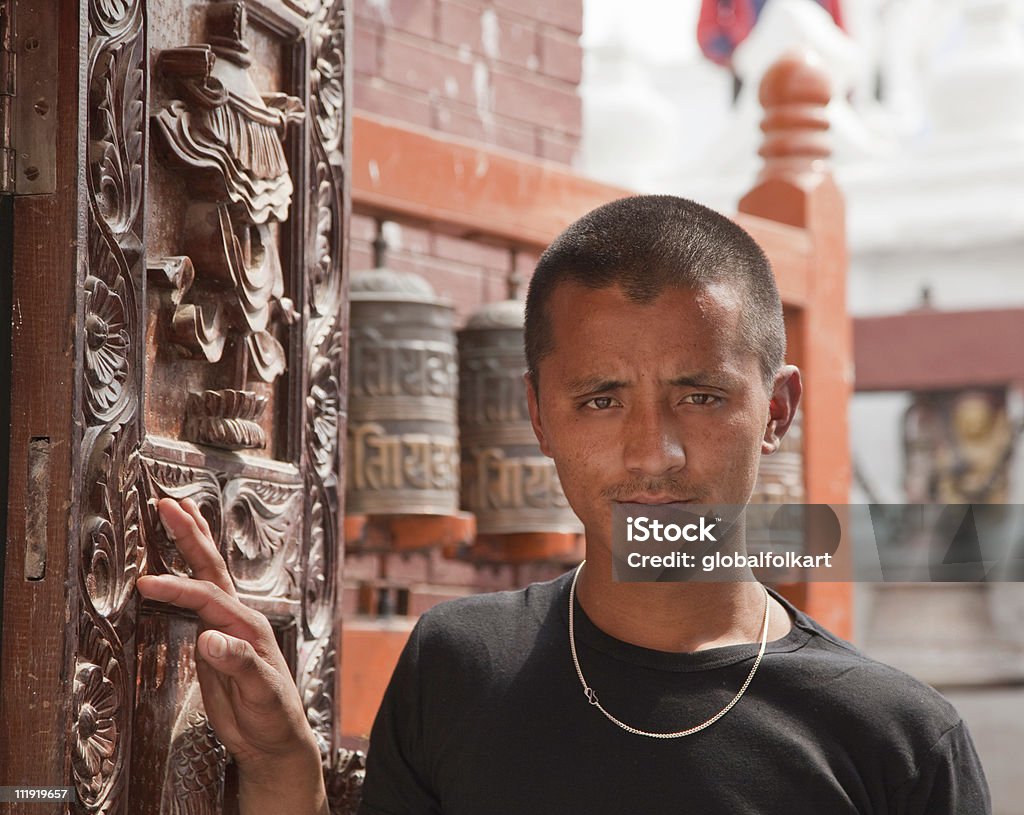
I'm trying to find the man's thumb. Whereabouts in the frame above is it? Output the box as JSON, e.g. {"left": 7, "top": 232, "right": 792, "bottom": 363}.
{"left": 197, "top": 630, "right": 279, "bottom": 707}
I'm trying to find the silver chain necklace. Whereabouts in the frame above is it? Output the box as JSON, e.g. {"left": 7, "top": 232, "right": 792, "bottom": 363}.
{"left": 568, "top": 560, "right": 770, "bottom": 739}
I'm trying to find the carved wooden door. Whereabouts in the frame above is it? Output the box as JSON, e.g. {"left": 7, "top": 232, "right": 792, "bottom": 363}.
{"left": 0, "top": 0, "right": 357, "bottom": 812}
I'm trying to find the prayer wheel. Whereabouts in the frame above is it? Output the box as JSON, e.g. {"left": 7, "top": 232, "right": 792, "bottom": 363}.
{"left": 458, "top": 298, "right": 583, "bottom": 536}
{"left": 346, "top": 263, "right": 460, "bottom": 515}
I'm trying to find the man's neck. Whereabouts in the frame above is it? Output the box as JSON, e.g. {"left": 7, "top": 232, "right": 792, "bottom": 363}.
{"left": 575, "top": 548, "right": 793, "bottom": 653}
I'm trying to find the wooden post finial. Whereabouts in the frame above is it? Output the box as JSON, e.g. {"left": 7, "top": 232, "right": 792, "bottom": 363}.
{"left": 738, "top": 51, "right": 850, "bottom": 634}
{"left": 755, "top": 48, "right": 832, "bottom": 182}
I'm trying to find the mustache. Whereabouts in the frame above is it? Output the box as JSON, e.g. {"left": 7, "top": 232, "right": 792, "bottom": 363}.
{"left": 601, "top": 479, "right": 711, "bottom": 502}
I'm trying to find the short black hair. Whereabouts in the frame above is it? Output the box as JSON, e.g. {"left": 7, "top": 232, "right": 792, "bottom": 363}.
{"left": 524, "top": 195, "right": 785, "bottom": 390}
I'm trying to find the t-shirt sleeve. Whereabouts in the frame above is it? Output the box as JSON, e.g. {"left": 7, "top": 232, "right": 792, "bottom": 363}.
{"left": 357, "top": 619, "right": 442, "bottom": 815}
{"left": 890, "top": 719, "right": 991, "bottom": 815}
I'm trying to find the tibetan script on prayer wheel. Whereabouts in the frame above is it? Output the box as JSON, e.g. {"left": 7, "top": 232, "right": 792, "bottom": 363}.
{"left": 458, "top": 299, "right": 583, "bottom": 535}
{"left": 346, "top": 266, "right": 460, "bottom": 515}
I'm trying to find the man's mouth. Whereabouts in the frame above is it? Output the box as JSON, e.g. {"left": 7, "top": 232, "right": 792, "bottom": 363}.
{"left": 614, "top": 495, "right": 693, "bottom": 505}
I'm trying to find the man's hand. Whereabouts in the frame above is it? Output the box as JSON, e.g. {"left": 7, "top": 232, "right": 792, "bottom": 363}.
{"left": 136, "top": 498, "right": 328, "bottom": 815}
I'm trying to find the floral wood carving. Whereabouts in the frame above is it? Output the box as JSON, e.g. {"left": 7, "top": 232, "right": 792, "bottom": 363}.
{"left": 299, "top": 635, "right": 337, "bottom": 763}
{"left": 92, "top": 37, "right": 145, "bottom": 248}
{"left": 82, "top": 426, "right": 145, "bottom": 619}
{"left": 303, "top": 9, "right": 352, "bottom": 811}
{"left": 184, "top": 388, "right": 269, "bottom": 451}
{"left": 326, "top": 749, "right": 367, "bottom": 815}
{"left": 303, "top": 477, "right": 336, "bottom": 639}
{"left": 300, "top": 1, "right": 345, "bottom": 663}
{"left": 85, "top": 226, "right": 137, "bottom": 426}
{"left": 304, "top": 352, "right": 341, "bottom": 638}
{"left": 141, "top": 457, "right": 223, "bottom": 577}
{"left": 222, "top": 477, "right": 303, "bottom": 597}
{"left": 90, "top": 0, "right": 143, "bottom": 42}
{"left": 75, "top": 0, "right": 147, "bottom": 809}
{"left": 308, "top": 353, "right": 342, "bottom": 478}
{"left": 283, "top": 0, "right": 323, "bottom": 20}
{"left": 73, "top": 613, "right": 130, "bottom": 812}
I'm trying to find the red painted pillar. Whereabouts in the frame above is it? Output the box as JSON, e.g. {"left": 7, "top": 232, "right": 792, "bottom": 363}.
{"left": 739, "top": 49, "right": 854, "bottom": 638}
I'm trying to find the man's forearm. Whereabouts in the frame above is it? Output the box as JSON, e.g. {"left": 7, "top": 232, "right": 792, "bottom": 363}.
{"left": 238, "top": 750, "right": 330, "bottom": 815}
{"left": 239, "top": 786, "right": 328, "bottom": 815}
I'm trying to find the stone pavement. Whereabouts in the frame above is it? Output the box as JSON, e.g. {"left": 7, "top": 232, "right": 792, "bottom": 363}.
{"left": 941, "top": 686, "right": 1024, "bottom": 815}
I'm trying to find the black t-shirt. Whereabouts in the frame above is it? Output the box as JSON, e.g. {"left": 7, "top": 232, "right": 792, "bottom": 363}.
{"left": 358, "top": 572, "right": 991, "bottom": 814}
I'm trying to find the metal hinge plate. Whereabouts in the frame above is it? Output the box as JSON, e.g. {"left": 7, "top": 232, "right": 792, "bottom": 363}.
{"left": 0, "top": 0, "right": 14, "bottom": 191}
{"left": 1, "top": 0, "right": 57, "bottom": 195}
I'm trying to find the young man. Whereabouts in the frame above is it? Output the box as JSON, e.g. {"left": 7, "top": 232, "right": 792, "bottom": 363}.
{"left": 140, "top": 196, "right": 990, "bottom": 814}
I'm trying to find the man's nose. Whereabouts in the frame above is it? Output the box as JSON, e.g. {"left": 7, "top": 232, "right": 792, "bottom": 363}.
{"left": 622, "top": 404, "right": 686, "bottom": 476}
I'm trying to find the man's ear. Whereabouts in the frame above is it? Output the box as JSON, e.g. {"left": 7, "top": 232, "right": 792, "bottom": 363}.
{"left": 524, "top": 372, "right": 553, "bottom": 458}
{"left": 763, "top": 365, "right": 802, "bottom": 455}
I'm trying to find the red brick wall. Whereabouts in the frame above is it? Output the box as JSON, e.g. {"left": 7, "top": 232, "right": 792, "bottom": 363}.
{"left": 341, "top": 547, "right": 572, "bottom": 621}
{"left": 349, "top": 213, "right": 540, "bottom": 322}
{"left": 354, "top": 0, "right": 584, "bottom": 164}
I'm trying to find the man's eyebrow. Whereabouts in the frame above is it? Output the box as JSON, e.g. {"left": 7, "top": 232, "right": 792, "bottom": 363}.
{"left": 566, "top": 376, "right": 629, "bottom": 395}
{"left": 667, "top": 373, "right": 726, "bottom": 388}
{"left": 566, "top": 373, "right": 728, "bottom": 394}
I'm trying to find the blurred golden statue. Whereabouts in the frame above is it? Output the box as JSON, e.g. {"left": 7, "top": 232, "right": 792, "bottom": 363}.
{"left": 904, "top": 390, "right": 1013, "bottom": 504}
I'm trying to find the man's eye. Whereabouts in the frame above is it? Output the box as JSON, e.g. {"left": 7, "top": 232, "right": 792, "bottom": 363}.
{"left": 684, "top": 393, "right": 720, "bottom": 406}
{"left": 584, "top": 396, "right": 617, "bottom": 410}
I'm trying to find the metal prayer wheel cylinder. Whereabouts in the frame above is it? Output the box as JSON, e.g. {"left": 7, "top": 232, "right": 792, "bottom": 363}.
{"left": 458, "top": 299, "right": 583, "bottom": 535}
{"left": 346, "top": 267, "right": 460, "bottom": 515}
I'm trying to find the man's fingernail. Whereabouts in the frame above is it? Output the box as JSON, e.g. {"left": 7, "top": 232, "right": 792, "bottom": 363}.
{"left": 137, "top": 576, "right": 169, "bottom": 599}
{"left": 207, "top": 632, "right": 227, "bottom": 659}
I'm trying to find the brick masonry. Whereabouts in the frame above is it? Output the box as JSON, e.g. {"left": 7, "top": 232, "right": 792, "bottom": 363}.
{"left": 354, "top": 0, "right": 583, "bottom": 165}
{"left": 341, "top": 546, "right": 579, "bottom": 620}
{"left": 344, "top": 1, "right": 584, "bottom": 649}
{"left": 348, "top": 213, "right": 515, "bottom": 322}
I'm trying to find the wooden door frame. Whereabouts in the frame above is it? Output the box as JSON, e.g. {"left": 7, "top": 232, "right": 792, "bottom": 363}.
{"left": 0, "top": 193, "right": 13, "bottom": 663}
{"left": 0, "top": 0, "right": 81, "bottom": 803}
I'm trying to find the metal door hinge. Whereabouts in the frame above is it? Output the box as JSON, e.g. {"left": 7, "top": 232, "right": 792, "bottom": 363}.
{"left": 0, "top": 0, "right": 57, "bottom": 195}
{"left": 0, "top": 0, "right": 15, "bottom": 192}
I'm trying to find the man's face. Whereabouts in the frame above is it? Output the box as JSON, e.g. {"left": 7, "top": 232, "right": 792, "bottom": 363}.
{"left": 525, "top": 281, "right": 797, "bottom": 548}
